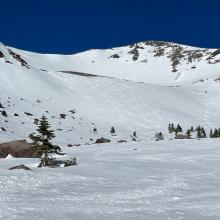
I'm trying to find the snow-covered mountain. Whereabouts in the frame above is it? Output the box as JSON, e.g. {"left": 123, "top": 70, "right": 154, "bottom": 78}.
{"left": 1, "top": 41, "right": 220, "bottom": 85}
{"left": 0, "top": 41, "right": 220, "bottom": 144}
{"left": 1, "top": 41, "right": 220, "bottom": 219}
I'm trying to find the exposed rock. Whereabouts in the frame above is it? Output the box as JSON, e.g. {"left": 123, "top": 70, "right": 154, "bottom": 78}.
{"left": 14, "top": 113, "right": 19, "bottom": 116}
{"left": 8, "top": 49, "right": 29, "bottom": 68}
{"left": 9, "top": 164, "right": 33, "bottom": 171}
{"left": 175, "top": 134, "right": 192, "bottom": 139}
{"left": 1, "top": 110, "right": 7, "bottom": 117}
{"left": 1, "top": 127, "right": 6, "bottom": 132}
{"left": 60, "top": 114, "right": 66, "bottom": 119}
{"left": 0, "top": 140, "right": 42, "bottom": 158}
{"left": 128, "top": 44, "right": 143, "bottom": 61}
{"left": 24, "top": 112, "right": 33, "bottom": 116}
{"left": 211, "top": 49, "right": 220, "bottom": 58}
{"left": 110, "top": 54, "right": 120, "bottom": 59}
{"left": 117, "top": 140, "right": 127, "bottom": 143}
{"left": 0, "top": 51, "right": 4, "bottom": 58}
{"left": 95, "top": 137, "right": 111, "bottom": 144}
{"left": 69, "top": 109, "right": 76, "bottom": 114}
{"left": 0, "top": 102, "right": 4, "bottom": 108}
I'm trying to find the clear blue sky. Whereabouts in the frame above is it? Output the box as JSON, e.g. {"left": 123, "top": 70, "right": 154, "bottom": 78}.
{"left": 0, "top": 0, "right": 219, "bottom": 54}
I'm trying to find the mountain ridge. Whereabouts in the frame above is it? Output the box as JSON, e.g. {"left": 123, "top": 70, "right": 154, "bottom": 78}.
{"left": 1, "top": 41, "right": 220, "bottom": 85}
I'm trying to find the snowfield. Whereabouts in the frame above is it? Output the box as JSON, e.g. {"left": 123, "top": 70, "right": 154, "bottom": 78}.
{"left": 0, "top": 41, "right": 220, "bottom": 219}
{"left": 1, "top": 140, "right": 220, "bottom": 219}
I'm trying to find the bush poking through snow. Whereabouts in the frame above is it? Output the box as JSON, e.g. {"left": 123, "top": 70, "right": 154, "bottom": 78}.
{"left": 154, "top": 132, "right": 164, "bottom": 141}
{"left": 64, "top": 157, "right": 77, "bottom": 167}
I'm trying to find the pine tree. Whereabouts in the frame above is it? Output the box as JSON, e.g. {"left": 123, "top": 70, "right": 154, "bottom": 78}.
{"left": 201, "top": 127, "right": 206, "bottom": 138}
{"left": 214, "top": 129, "right": 219, "bottom": 138}
{"left": 154, "top": 132, "right": 164, "bottom": 141}
{"left": 168, "top": 123, "right": 172, "bottom": 133}
{"left": 93, "top": 127, "right": 98, "bottom": 134}
{"left": 171, "top": 123, "right": 175, "bottom": 132}
{"left": 197, "top": 129, "right": 201, "bottom": 138}
{"left": 190, "top": 126, "right": 194, "bottom": 132}
{"left": 186, "top": 129, "right": 191, "bottom": 136}
{"left": 29, "top": 115, "right": 64, "bottom": 167}
{"left": 131, "top": 131, "right": 137, "bottom": 141}
{"left": 133, "top": 131, "right": 137, "bottom": 138}
{"left": 209, "top": 129, "right": 214, "bottom": 138}
{"left": 176, "top": 124, "right": 182, "bottom": 133}
{"left": 110, "top": 126, "right": 116, "bottom": 136}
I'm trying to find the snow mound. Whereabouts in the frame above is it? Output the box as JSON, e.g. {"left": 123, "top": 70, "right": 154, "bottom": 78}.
{"left": 5, "top": 154, "right": 15, "bottom": 159}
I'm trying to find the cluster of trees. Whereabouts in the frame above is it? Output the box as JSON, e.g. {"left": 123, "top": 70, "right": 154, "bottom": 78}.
{"left": 27, "top": 116, "right": 220, "bottom": 164}
{"left": 168, "top": 123, "right": 182, "bottom": 133}
{"left": 92, "top": 127, "right": 116, "bottom": 135}
{"left": 168, "top": 123, "right": 220, "bottom": 139}
{"left": 209, "top": 128, "right": 220, "bottom": 138}
{"left": 92, "top": 126, "right": 138, "bottom": 141}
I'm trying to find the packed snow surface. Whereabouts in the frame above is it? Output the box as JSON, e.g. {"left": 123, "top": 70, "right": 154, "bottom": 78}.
{"left": 1, "top": 140, "right": 220, "bottom": 219}
{"left": 0, "top": 41, "right": 220, "bottom": 219}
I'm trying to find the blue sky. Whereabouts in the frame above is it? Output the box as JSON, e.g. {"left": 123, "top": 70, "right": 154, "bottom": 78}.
{"left": 0, "top": 0, "right": 219, "bottom": 54}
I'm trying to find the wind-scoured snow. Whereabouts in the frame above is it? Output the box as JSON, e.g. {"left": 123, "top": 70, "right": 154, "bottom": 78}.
{"left": 0, "top": 41, "right": 220, "bottom": 219}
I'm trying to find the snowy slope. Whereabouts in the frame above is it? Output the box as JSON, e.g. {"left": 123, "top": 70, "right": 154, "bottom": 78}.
{"left": 0, "top": 41, "right": 220, "bottom": 144}
{"left": 1, "top": 41, "right": 220, "bottom": 219}
{"left": 3, "top": 41, "right": 220, "bottom": 85}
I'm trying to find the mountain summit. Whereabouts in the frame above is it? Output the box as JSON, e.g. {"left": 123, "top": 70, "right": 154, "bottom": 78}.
{"left": 1, "top": 41, "right": 220, "bottom": 85}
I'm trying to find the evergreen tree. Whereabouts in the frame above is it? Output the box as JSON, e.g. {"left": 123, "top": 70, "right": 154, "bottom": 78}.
{"left": 201, "top": 127, "right": 206, "bottom": 138}
{"left": 29, "top": 115, "right": 64, "bottom": 167}
{"left": 176, "top": 124, "right": 182, "bottom": 133}
{"left": 154, "top": 132, "right": 164, "bottom": 141}
{"left": 190, "top": 126, "right": 194, "bottom": 132}
{"left": 186, "top": 129, "right": 191, "bottom": 136}
{"left": 171, "top": 123, "right": 175, "bottom": 132}
{"left": 93, "top": 127, "right": 98, "bottom": 134}
{"left": 197, "top": 129, "right": 201, "bottom": 138}
{"left": 209, "top": 129, "right": 214, "bottom": 138}
{"left": 168, "top": 123, "right": 172, "bottom": 133}
{"left": 110, "top": 126, "right": 116, "bottom": 136}
{"left": 214, "top": 129, "right": 219, "bottom": 138}
{"left": 133, "top": 131, "right": 137, "bottom": 138}
{"left": 196, "top": 125, "right": 201, "bottom": 132}
{"left": 131, "top": 131, "right": 137, "bottom": 141}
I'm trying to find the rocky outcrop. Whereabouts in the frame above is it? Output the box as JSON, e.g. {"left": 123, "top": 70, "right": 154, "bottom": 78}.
{"left": 0, "top": 51, "right": 4, "bottom": 58}
{"left": 0, "top": 140, "right": 42, "bottom": 158}
{"left": 9, "top": 164, "right": 33, "bottom": 171}
{"left": 175, "top": 134, "right": 192, "bottom": 139}
{"left": 95, "top": 137, "right": 111, "bottom": 144}
{"left": 7, "top": 49, "right": 29, "bottom": 68}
